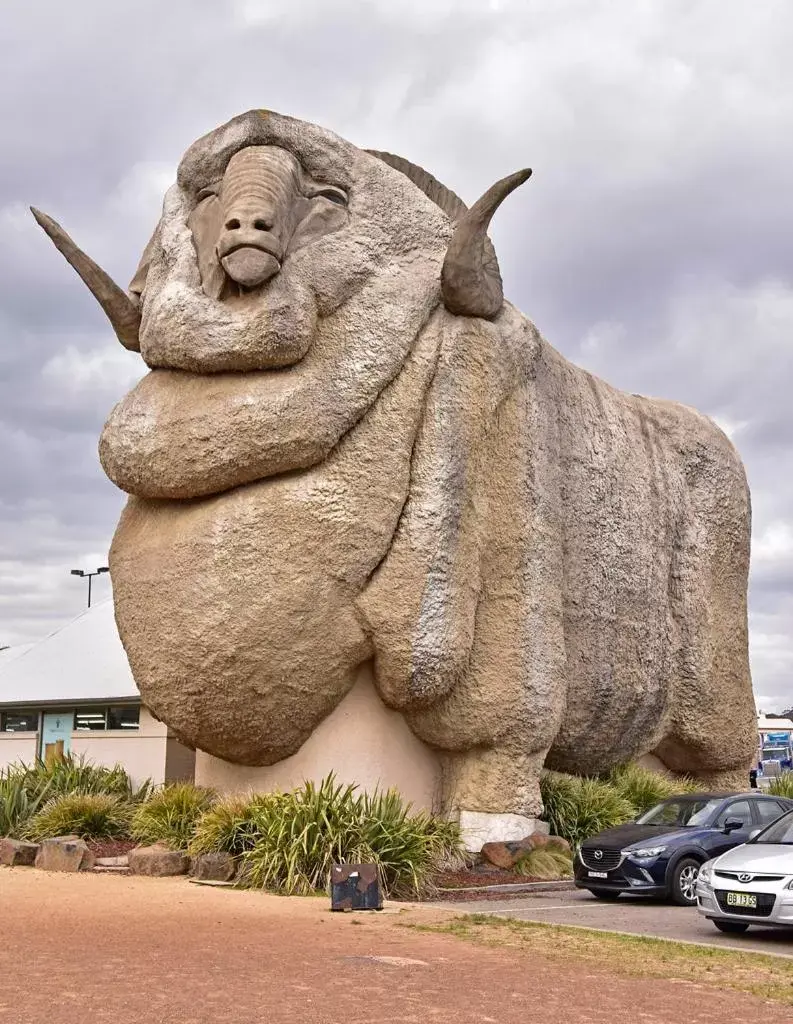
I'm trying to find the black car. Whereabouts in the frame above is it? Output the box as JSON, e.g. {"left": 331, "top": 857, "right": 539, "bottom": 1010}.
{"left": 574, "top": 792, "right": 793, "bottom": 905}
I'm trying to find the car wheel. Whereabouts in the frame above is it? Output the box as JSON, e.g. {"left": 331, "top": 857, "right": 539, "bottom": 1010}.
{"left": 670, "top": 857, "right": 701, "bottom": 906}
{"left": 712, "top": 919, "right": 750, "bottom": 934}
{"left": 588, "top": 888, "right": 621, "bottom": 901}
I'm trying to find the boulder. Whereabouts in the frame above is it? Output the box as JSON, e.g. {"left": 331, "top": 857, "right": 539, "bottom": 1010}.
{"left": 480, "top": 840, "right": 525, "bottom": 870}
{"left": 480, "top": 831, "right": 572, "bottom": 869}
{"left": 0, "top": 838, "right": 40, "bottom": 867}
{"left": 192, "top": 851, "right": 236, "bottom": 882}
{"left": 540, "top": 835, "right": 572, "bottom": 856}
{"left": 128, "top": 843, "right": 190, "bottom": 877}
{"left": 34, "top": 836, "right": 94, "bottom": 873}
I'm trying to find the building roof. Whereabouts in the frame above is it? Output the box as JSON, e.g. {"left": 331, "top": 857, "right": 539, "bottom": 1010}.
{"left": 758, "top": 715, "right": 793, "bottom": 731}
{"left": 0, "top": 599, "right": 139, "bottom": 707}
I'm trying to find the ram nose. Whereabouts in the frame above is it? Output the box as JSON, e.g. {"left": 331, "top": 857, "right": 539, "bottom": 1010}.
{"left": 217, "top": 208, "right": 283, "bottom": 289}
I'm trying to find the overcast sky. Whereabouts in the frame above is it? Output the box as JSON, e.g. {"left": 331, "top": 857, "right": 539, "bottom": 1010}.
{"left": 1, "top": 0, "right": 790, "bottom": 711}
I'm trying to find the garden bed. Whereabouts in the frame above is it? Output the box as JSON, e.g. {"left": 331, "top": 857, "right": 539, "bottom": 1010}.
{"left": 87, "top": 838, "right": 137, "bottom": 859}
{"left": 435, "top": 867, "right": 544, "bottom": 888}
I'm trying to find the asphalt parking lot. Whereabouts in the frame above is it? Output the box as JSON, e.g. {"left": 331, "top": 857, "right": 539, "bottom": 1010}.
{"left": 435, "top": 887, "right": 793, "bottom": 957}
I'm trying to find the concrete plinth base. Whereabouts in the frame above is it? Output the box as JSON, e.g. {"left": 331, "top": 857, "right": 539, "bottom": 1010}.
{"left": 458, "top": 812, "right": 549, "bottom": 854}
{"left": 195, "top": 664, "right": 442, "bottom": 812}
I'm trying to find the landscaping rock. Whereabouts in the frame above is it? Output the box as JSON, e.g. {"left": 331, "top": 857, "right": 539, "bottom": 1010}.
{"left": 480, "top": 840, "right": 524, "bottom": 870}
{"left": 0, "top": 838, "right": 40, "bottom": 867}
{"left": 192, "top": 851, "right": 236, "bottom": 882}
{"left": 94, "top": 856, "right": 129, "bottom": 868}
{"left": 480, "top": 831, "right": 571, "bottom": 869}
{"left": 34, "top": 836, "right": 95, "bottom": 873}
{"left": 128, "top": 843, "right": 190, "bottom": 877}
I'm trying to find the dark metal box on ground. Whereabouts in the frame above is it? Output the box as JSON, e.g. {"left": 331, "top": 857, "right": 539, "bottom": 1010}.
{"left": 330, "top": 864, "right": 382, "bottom": 911}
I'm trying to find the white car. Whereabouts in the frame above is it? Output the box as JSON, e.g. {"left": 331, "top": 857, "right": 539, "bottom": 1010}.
{"left": 696, "top": 807, "right": 793, "bottom": 933}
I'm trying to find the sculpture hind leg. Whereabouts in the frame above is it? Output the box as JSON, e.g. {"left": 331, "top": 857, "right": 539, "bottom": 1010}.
{"left": 652, "top": 430, "right": 755, "bottom": 790}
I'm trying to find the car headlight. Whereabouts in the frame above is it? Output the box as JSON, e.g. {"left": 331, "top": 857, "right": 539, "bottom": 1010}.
{"left": 698, "top": 861, "right": 714, "bottom": 885}
{"left": 626, "top": 845, "right": 667, "bottom": 858}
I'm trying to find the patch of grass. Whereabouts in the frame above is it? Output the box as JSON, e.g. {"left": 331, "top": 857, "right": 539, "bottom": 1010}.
{"left": 607, "top": 762, "right": 701, "bottom": 814}
{"left": 513, "top": 846, "right": 573, "bottom": 880}
{"left": 540, "top": 771, "right": 636, "bottom": 846}
{"left": 25, "top": 792, "right": 133, "bottom": 841}
{"left": 406, "top": 915, "right": 793, "bottom": 1006}
{"left": 131, "top": 783, "right": 216, "bottom": 850}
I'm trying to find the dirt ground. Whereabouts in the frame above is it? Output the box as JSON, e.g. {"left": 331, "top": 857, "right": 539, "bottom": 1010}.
{"left": 0, "top": 867, "right": 772, "bottom": 1023}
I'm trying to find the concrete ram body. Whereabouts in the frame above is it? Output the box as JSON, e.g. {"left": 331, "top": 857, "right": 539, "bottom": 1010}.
{"left": 33, "top": 110, "right": 755, "bottom": 834}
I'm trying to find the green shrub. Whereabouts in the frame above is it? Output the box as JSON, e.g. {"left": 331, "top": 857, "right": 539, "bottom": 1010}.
{"left": 25, "top": 793, "right": 133, "bottom": 841}
{"left": 767, "top": 774, "right": 793, "bottom": 798}
{"left": 131, "top": 783, "right": 216, "bottom": 849}
{"left": 190, "top": 792, "right": 286, "bottom": 857}
{"left": 540, "top": 771, "right": 635, "bottom": 846}
{"left": 232, "top": 775, "right": 461, "bottom": 898}
{"left": 607, "top": 762, "right": 701, "bottom": 814}
{"left": 3, "top": 753, "right": 147, "bottom": 802}
{"left": 514, "top": 846, "right": 573, "bottom": 880}
{"left": 0, "top": 773, "right": 52, "bottom": 838}
{"left": 357, "top": 788, "right": 463, "bottom": 897}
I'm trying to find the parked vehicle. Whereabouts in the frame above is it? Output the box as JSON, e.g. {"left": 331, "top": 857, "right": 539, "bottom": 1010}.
{"left": 574, "top": 792, "right": 793, "bottom": 905}
{"left": 696, "top": 808, "right": 793, "bottom": 932}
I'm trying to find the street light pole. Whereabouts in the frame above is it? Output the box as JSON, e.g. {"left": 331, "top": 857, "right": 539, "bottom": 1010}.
{"left": 70, "top": 566, "right": 110, "bottom": 608}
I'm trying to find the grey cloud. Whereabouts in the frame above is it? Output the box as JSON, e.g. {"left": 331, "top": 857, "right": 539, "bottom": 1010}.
{"left": 1, "top": 0, "right": 791, "bottom": 709}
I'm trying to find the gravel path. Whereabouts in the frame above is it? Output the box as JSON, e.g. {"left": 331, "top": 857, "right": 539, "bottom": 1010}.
{"left": 0, "top": 867, "right": 772, "bottom": 1023}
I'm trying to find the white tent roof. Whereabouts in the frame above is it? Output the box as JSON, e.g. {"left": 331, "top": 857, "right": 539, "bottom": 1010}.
{"left": 0, "top": 599, "right": 139, "bottom": 707}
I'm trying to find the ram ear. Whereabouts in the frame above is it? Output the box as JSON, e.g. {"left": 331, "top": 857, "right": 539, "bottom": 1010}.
{"left": 187, "top": 195, "right": 226, "bottom": 300}
{"left": 31, "top": 207, "right": 142, "bottom": 351}
{"left": 128, "top": 222, "right": 161, "bottom": 302}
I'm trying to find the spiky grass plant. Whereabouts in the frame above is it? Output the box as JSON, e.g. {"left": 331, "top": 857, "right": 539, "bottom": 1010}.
{"left": 607, "top": 762, "right": 702, "bottom": 815}
{"left": 0, "top": 772, "right": 52, "bottom": 838}
{"left": 767, "top": 774, "right": 793, "bottom": 799}
{"left": 131, "top": 783, "right": 216, "bottom": 850}
{"left": 24, "top": 792, "right": 133, "bottom": 841}
{"left": 514, "top": 846, "right": 574, "bottom": 880}
{"left": 190, "top": 792, "right": 287, "bottom": 857}
{"left": 4, "top": 753, "right": 147, "bottom": 802}
{"left": 199, "top": 775, "right": 463, "bottom": 898}
{"left": 540, "top": 771, "right": 636, "bottom": 846}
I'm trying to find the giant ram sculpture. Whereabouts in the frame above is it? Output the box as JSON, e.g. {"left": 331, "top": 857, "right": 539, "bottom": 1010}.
{"left": 33, "top": 110, "right": 756, "bottom": 841}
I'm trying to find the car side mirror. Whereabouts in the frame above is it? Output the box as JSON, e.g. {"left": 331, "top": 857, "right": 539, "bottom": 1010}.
{"left": 723, "top": 818, "right": 744, "bottom": 833}
{"left": 748, "top": 828, "right": 761, "bottom": 840}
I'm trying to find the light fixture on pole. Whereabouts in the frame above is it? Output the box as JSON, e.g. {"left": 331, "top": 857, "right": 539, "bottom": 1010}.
{"left": 70, "top": 566, "right": 110, "bottom": 608}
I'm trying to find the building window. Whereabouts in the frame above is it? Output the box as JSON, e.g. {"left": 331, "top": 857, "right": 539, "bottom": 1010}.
{"left": 73, "top": 706, "right": 140, "bottom": 731}
{"left": 107, "top": 706, "right": 140, "bottom": 730}
{"left": 74, "top": 707, "right": 109, "bottom": 731}
{"left": 1, "top": 710, "right": 39, "bottom": 733}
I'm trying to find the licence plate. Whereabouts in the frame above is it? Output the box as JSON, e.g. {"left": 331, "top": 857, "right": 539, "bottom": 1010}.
{"left": 588, "top": 871, "right": 608, "bottom": 879}
{"left": 726, "top": 891, "right": 757, "bottom": 908}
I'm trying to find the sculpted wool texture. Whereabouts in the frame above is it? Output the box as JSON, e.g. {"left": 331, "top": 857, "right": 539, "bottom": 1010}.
{"left": 34, "top": 110, "right": 755, "bottom": 820}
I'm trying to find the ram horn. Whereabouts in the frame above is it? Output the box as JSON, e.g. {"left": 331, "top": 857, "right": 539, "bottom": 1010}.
{"left": 30, "top": 207, "right": 141, "bottom": 351}
{"left": 440, "top": 168, "right": 532, "bottom": 319}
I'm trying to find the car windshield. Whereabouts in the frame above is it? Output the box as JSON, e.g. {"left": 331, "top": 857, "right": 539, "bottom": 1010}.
{"left": 752, "top": 812, "right": 793, "bottom": 845}
{"left": 635, "top": 798, "right": 723, "bottom": 827}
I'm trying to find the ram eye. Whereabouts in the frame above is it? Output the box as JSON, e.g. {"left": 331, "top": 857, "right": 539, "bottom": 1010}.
{"left": 197, "top": 186, "right": 218, "bottom": 202}
{"left": 313, "top": 188, "right": 347, "bottom": 207}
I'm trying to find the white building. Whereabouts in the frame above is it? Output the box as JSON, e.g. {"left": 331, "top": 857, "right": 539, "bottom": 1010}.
{"left": 0, "top": 600, "right": 195, "bottom": 787}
